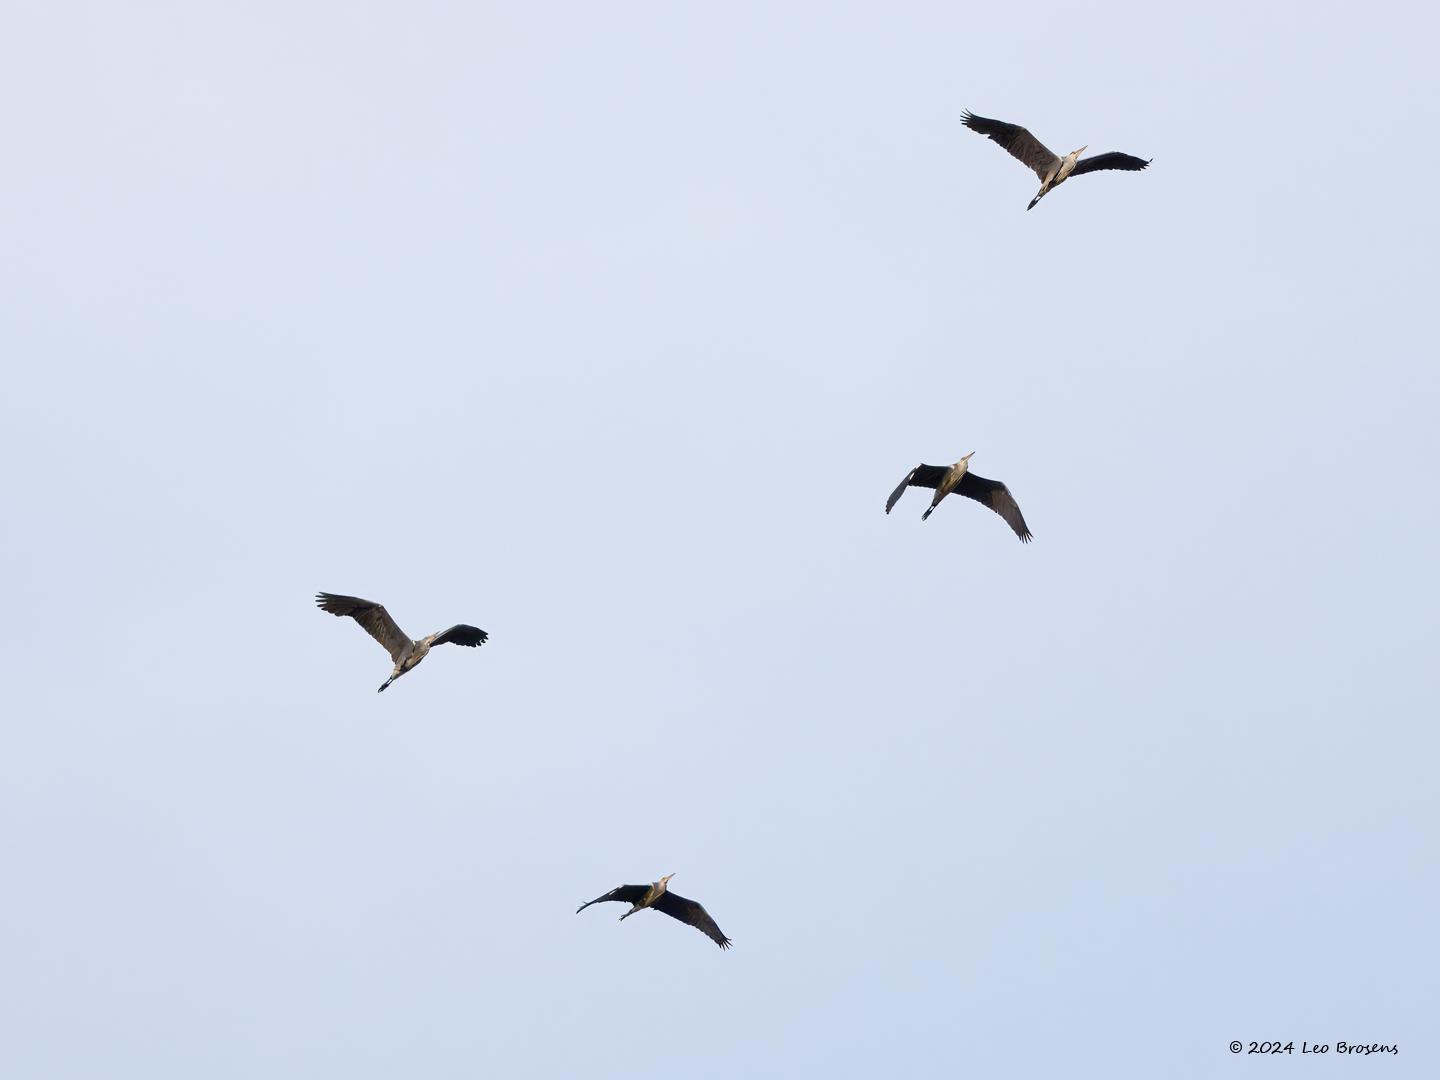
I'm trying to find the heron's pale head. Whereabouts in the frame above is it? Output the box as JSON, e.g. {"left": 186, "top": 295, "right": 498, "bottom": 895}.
{"left": 961, "top": 451, "right": 975, "bottom": 463}
{"left": 661, "top": 873, "right": 675, "bottom": 885}
{"left": 1072, "top": 145, "right": 1088, "bottom": 159}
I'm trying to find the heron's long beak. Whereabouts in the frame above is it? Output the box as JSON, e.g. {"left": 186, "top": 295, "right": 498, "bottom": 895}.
{"left": 1077, "top": 145, "right": 1088, "bottom": 156}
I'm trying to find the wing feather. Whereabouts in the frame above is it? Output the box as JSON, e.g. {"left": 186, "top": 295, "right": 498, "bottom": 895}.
{"left": 1070, "top": 151, "right": 1151, "bottom": 177}
{"left": 962, "top": 110, "right": 1060, "bottom": 181}
{"left": 652, "top": 891, "right": 732, "bottom": 949}
{"left": 956, "top": 473, "right": 1032, "bottom": 542}
{"left": 885, "top": 464, "right": 949, "bottom": 513}
{"left": 576, "top": 884, "right": 648, "bottom": 913}
{"left": 431, "top": 624, "right": 489, "bottom": 648}
{"left": 315, "top": 592, "right": 411, "bottom": 662}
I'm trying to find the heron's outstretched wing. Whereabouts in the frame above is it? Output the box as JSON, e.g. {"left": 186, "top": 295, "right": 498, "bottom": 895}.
{"left": 1071, "top": 152, "right": 1151, "bottom": 177}
{"left": 885, "top": 464, "right": 949, "bottom": 513}
{"left": 962, "top": 111, "right": 1060, "bottom": 181}
{"left": 576, "top": 884, "right": 648, "bottom": 914}
{"left": 956, "top": 473, "right": 1032, "bottom": 542}
{"left": 431, "top": 624, "right": 489, "bottom": 648}
{"left": 315, "top": 592, "right": 411, "bottom": 662}
{"left": 652, "top": 891, "right": 732, "bottom": 949}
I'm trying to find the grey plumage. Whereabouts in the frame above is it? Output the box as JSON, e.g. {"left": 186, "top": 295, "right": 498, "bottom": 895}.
{"left": 577, "top": 874, "right": 732, "bottom": 949}
{"left": 315, "top": 592, "right": 488, "bottom": 692}
{"left": 962, "top": 110, "right": 1150, "bottom": 210}
{"left": 886, "top": 456, "right": 1032, "bottom": 541}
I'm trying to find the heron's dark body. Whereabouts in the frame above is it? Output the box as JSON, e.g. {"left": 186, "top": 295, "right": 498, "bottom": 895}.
{"left": 925, "top": 459, "right": 971, "bottom": 519}
{"left": 385, "top": 639, "right": 432, "bottom": 689}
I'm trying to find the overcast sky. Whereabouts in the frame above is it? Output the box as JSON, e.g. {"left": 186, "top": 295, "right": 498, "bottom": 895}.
{"left": 2, "top": 2, "right": 1437, "bottom": 1077}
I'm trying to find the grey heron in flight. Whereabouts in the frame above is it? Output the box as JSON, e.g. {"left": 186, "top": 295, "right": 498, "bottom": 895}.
{"left": 577, "top": 874, "right": 732, "bottom": 949}
{"left": 886, "top": 454, "right": 1032, "bottom": 541}
{"left": 315, "top": 592, "right": 489, "bottom": 692}
{"left": 962, "top": 110, "right": 1151, "bottom": 210}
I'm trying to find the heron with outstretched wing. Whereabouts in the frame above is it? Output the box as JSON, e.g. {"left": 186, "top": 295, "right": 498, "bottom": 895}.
{"left": 886, "top": 454, "right": 1032, "bottom": 542}
{"left": 577, "top": 874, "right": 732, "bottom": 950}
{"left": 962, "top": 110, "right": 1150, "bottom": 210}
{"left": 315, "top": 592, "right": 488, "bottom": 692}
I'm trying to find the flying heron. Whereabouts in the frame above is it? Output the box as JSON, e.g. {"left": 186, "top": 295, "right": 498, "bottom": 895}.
{"left": 962, "top": 110, "right": 1151, "bottom": 210}
{"left": 577, "top": 874, "right": 732, "bottom": 949}
{"left": 886, "top": 454, "right": 1032, "bottom": 541}
{"left": 315, "top": 592, "right": 489, "bottom": 692}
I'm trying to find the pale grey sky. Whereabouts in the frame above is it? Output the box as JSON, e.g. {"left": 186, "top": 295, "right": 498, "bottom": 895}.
{"left": 2, "top": 2, "right": 1436, "bottom": 1077}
